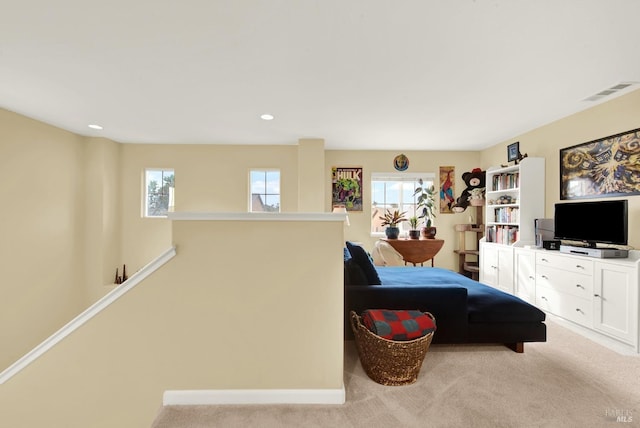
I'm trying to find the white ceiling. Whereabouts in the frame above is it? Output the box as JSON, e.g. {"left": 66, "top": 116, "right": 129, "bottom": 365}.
{"left": 1, "top": 0, "right": 639, "bottom": 150}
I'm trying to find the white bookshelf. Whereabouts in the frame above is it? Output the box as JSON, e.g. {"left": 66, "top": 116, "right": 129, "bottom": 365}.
{"left": 484, "top": 157, "right": 545, "bottom": 247}
{"left": 479, "top": 157, "right": 545, "bottom": 292}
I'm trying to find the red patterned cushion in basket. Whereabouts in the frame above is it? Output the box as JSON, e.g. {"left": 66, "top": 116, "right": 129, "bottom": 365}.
{"left": 361, "top": 309, "right": 436, "bottom": 341}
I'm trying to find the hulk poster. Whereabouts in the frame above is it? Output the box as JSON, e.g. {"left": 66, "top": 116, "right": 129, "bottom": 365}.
{"left": 331, "top": 167, "right": 363, "bottom": 212}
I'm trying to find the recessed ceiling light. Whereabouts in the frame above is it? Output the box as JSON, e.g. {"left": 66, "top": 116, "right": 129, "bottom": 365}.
{"left": 260, "top": 114, "right": 274, "bottom": 121}
{"left": 88, "top": 124, "right": 103, "bottom": 130}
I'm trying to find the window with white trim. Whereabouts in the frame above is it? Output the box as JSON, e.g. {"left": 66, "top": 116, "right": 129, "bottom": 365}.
{"left": 250, "top": 169, "right": 280, "bottom": 212}
{"left": 144, "top": 169, "right": 175, "bottom": 217}
{"left": 371, "top": 172, "right": 435, "bottom": 234}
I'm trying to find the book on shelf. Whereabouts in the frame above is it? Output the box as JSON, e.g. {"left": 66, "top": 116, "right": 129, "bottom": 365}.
{"left": 493, "top": 206, "right": 519, "bottom": 223}
{"left": 491, "top": 172, "right": 520, "bottom": 191}
{"left": 486, "top": 225, "right": 519, "bottom": 245}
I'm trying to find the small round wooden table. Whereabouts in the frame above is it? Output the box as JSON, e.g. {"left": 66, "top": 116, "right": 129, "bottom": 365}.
{"left": 380, "top": 238, "right": 445, "bottom": 266}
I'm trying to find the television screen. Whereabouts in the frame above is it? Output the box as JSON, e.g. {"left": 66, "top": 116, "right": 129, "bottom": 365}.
{"left": 554, "top": 200, "right": 628, "bottom": 246}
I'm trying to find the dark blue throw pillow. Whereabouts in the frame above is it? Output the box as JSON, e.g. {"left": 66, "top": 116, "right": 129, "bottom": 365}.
{"left": 344, "top": 259, "right": 369, "bottom": 285}
{"left": 346, "top": 241, "right": 381, "bottom": 285}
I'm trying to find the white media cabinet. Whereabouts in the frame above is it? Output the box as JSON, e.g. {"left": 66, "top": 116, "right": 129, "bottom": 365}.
{"left": 481, "top": 244, "right": 640, "bottom": 354}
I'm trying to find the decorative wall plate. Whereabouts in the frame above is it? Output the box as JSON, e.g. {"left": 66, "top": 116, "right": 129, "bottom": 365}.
{"left": 393, "top": 154, "right": 409, "bottom": 171}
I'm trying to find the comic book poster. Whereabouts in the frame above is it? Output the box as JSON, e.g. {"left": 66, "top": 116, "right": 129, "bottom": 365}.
{"left": 439, "top": 166, "right": 455, "bottom": 213}
{"left": 331, "top": 167, "right": 363, "bottom": 211}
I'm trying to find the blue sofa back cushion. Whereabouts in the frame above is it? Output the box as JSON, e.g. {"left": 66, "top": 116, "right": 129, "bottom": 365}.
{"left": 346, "top": 241, "right": 381, "bottom": 285}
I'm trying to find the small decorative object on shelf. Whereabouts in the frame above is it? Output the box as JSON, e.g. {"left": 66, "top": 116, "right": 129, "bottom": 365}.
{"left": 114, "top": 264, "right": 128, "bottom": 284}
{"left": 469, "top": 188, "right": 485, "bottom": 206}
{"left": 506, "top": 142, "right": 528, "bottom": 165}
{"left": 507, "top": 141, "right": 520, "bottom": 162}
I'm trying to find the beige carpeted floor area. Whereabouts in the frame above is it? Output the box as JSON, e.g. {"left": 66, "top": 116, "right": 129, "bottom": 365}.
{"left": 152, "top": 320, "right": 639, "bottom": 427}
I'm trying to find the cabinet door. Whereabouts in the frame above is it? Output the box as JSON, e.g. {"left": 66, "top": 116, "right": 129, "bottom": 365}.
{"left": 593, "top": 262, "right": 638, "bottom": 346}
{"left": 514, "top": 248, "right": 535, "bottom": 303}
{"left": 480, "top": 243, "right": 498, "bottom": 287}
{"left": 496, "top": 246, "right": 514, "bottom": 294}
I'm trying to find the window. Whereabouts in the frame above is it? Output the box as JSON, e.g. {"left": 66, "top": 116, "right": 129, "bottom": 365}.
{"left": 144, "top": 169, "right": 174, "bottom": 217}
{"left": 371, "top": 172, "right": 435, "bottom": 234}
{"left": 250, "top": 169, "right": 280, "bottom": 212}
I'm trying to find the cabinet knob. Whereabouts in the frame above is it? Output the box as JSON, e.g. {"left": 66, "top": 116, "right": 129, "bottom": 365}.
{"left": 491, "top": 265, "right": 498, "bottom": 269}
{"left": 594, "top": 294, "right": 600, "bottom": 298}
{"left": 575, "top": 308, "right": 584, "bottom": 313}
{"left": 576, "top": 265, "right": 585, "bottom": 269}
{"left": 541, "top": 275, "right": 548, "bottom": 279}
{"left": 541, "top": 258, "right": 548, "bottom": 262}
{"left": 576, "top": 284, "right": 584, "bottom": 289}
{"left": 529, "top": 276, "right": 535, "bottom": 280}
{"left": 541, "top": 296, "right": 548, "bottom": 301}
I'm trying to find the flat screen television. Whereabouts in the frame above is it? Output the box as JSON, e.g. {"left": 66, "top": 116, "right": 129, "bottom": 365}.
{"left": 554, "top": 199, "right": 628, "bottom": 247}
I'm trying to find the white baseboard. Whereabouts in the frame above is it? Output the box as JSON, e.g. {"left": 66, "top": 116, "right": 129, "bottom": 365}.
{"left": 163, "top": 386, "right": 346, "bottom": 406}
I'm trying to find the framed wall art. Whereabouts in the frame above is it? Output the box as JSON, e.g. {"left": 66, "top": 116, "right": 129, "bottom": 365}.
{"left": 439, "top": 166, "right": 455, "bottom": 213}
{"left": 507, "top": 141, "right": 520, "bottom": 163}
{"left": 560, "top": 127, "right": 640, "bottom": 200}
{"left": 331, "top": 166, "right": 363, "bottom": 211}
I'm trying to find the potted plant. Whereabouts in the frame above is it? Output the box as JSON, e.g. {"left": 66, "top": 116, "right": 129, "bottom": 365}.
{"left": 408, "top": 216, "right": 420, "bottom": 239}
{"left": 414, "top": 179, "right": 437, "bottom": 239}
{"left": 379, "top": 209, "right": 407, "bottom": 239}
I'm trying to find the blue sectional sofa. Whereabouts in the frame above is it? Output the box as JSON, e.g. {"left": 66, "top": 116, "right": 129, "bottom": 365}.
{"left": 344, "top": 242, "right": 546, "bottom": 352}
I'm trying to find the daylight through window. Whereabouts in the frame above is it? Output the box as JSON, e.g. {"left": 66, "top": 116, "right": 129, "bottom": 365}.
{"left": 250, "top": 170, "right": 280, "bottom": 212}
{"left": 144, "top": 169, "right": 174, "bottom": 217}
{"left": 371, "top": 173, "right": 435, "bottom": 234}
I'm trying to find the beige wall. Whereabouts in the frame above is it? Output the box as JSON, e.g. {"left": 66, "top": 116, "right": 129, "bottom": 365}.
{"left": 119, "top": 143, "right": 300, "bottom": 272}
{"left": 0, "top": 110, "right": 123, "bottom": 371}
{"left": 84, "top": 137, "right": 122, "bottom": 301}
{"left": 0, "top": 217, "right": 344, "bottom": 428}
{"left": 298, "top": 139, "right": 326, "bottom": 212}
{"left": 325, "top": 150, "right": 483, "bottom": 270}
{"left": 480, "top": 89, "right": 640, "bottom": 249}
{"left": 0, "top": 109, "right": 89, "bottom": 370}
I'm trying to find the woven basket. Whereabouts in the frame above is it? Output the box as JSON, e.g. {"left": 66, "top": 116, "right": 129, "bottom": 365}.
{"left": 350, "top": 310, "right": 435, "bottom": 386}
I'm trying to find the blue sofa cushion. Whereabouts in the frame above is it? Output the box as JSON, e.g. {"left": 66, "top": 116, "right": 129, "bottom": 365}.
{"left": 376, "top": 267, "right": 545, "bottom": 324}
{"left": 346, "top": 241, "right": 381, "bottom": 285}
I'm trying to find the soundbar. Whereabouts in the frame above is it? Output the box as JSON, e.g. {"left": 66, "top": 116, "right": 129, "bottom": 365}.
{"left": 559, "top": 245, "right": 629, "bottom": 259}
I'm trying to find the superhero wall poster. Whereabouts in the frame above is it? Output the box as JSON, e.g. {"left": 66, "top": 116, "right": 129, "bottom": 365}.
{"left": 560, "top": 128, "right": 640, "bottom": 200}
{"left": 332, "top": 167, "right": 363, "bottom": 211}
{"left": 439, "top": 166, "right": 455, "bottom": 213}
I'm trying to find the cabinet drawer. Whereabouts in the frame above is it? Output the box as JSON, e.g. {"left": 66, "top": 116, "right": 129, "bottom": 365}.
{"left": 536, "top": 252, "right": 593, "bottom": 274}
{"left": 536, "top": 265, "right": 593, "bottom": 299}
{"left": 536, "top": 285, "right": 593, "bottom": 327}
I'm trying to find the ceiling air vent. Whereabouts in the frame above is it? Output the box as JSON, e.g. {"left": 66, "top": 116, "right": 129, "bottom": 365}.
{"left": 583, "top": 82, "right": 637, "bottom": 102}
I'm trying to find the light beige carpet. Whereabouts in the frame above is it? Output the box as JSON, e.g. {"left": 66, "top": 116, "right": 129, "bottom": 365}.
{"left": 152, "top": 320, "right": 639, "bottom": 427}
